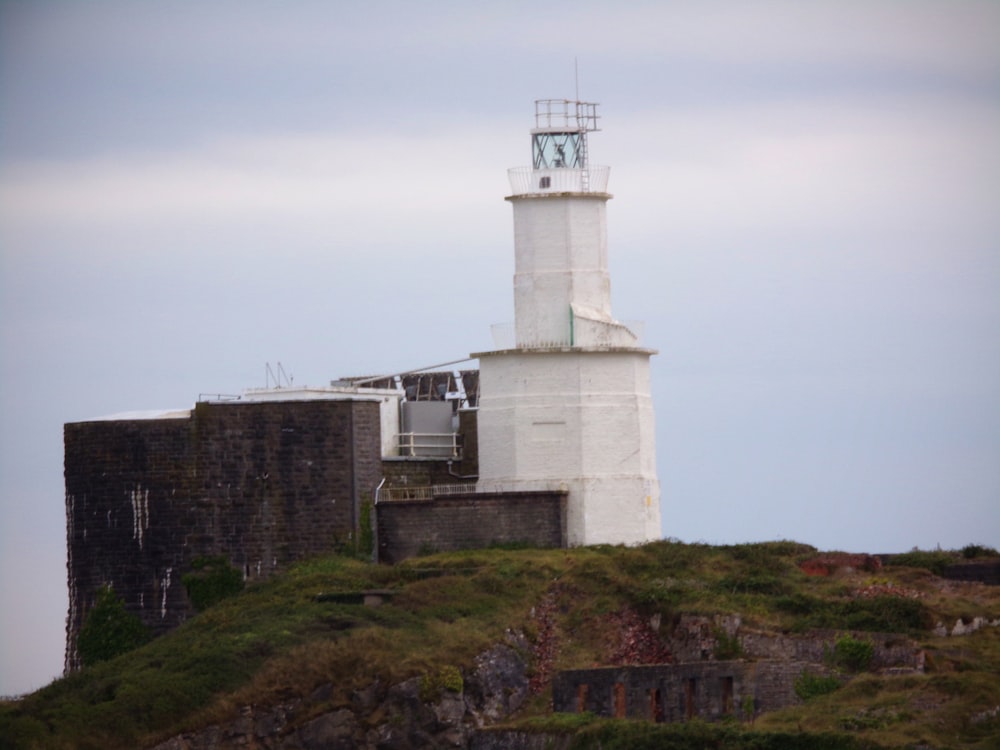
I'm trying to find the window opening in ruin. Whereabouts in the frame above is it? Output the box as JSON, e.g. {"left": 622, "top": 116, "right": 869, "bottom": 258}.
{"left": 722, "top": 676, "right": 734, "bottom": 714}
{"left": 576, "top": 683, "right": 589, "bottom": 713}
{"left": 685, "top": 678, "right": 697, "bottom": 719}
{"left": 649, "top": 688, "right": 664, "bottom": 723}
{"left": 613, "top": 682, "right": 626, "bottom": 718}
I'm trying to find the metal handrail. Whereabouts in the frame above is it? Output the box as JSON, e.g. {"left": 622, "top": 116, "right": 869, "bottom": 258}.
{"left": 507, "top": 166, "right": 609, "bottom": 196}
{"left": 377, "top": 482, "right": 568, "bottom": 502}
{"left": 396, "top": 432, "right": 462, "bottom": 458}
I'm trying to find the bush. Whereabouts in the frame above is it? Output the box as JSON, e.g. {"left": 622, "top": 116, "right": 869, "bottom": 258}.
{"left": 781, "top": 594, "right": 929, "bottom": 634}
{"left": 774, "top": 593, "right": 818, "bottom": 616}
{"left": 182, "top": 556, "right": 244, "bottom": 612}
{"left": 77, "top": 586, "right": 149, "bottom": 667}
{"left": 713, "top": 628, "right": 743, "bottom": 660}
{"left": 794, "top": 671, "right": 840, "bottom": 701}
{"left": 419, "top": 665, "right": 463, "bottom": 702}
{"left": 830, "top": 634, "right": 874, "bottom": 672}
{"left": 889, "top": 549, "right": 954, "bottom": 576}
{"left": 961, "top": 543, "right": 998, "bottom": 559}
{"left": 714, "top": 574, "right": 789, "bottom": 596}
{"left": 840, "top": 596, "right": 929, "bottom": 633}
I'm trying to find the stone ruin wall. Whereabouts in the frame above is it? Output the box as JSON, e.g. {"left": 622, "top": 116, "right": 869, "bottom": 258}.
{"left": 375, "top": 491, "right": 567, "bottom": 564}
{"left": 63, "top": 399, "right": 382, "bottom": 671}
{"left": 553, "top": 615, "right": 926, "bottom": 724}
{"left": 553, "top": 660, "right": 811, "bottom": 724}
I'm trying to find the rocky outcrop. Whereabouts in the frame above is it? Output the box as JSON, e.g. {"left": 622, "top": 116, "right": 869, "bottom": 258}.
{"left": 932, "top": 616, "right": 1000, "bottom": 637}
{"left": 149, "top": 634, "right": 532, "bottom": 750}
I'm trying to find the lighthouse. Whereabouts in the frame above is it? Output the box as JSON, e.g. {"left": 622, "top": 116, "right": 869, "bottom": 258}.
{"left": 474, "top": 99, "right": 661, "bottom": 546}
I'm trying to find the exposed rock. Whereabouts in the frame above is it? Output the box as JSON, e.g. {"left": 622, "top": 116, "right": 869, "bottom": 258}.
{"left": 465, "top": 633, "right": 531, "bottom": 724}
{"left": 149, "top": 635, "right": 533, "bottom": 750}
{"left": 936, "top": 616, "right": 1000, "bottom": 637}
{"left": 606, "top": 607, "right": 672, "bottom": 665}
{"left": 527, "top": 592, "right": 559, "bottom": 694}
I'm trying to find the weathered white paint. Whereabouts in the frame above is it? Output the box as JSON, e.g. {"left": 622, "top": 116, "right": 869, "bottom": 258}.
{"left": 160, "top": 567, "right": 172, "bottom": 619}
{"left": 130, "top": 485, "right": 150, "bottom": 550}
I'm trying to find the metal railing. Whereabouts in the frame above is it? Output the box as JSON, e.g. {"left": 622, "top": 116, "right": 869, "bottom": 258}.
{"left": 377, "top": 482, "right": 570, "bottom": 502}
{"left": 377, "top": 483, "right": 490, "bottom": 502}
{"left": 396, "top": 432, "right": 462, "bottom": 458}
{"left": 507, "top": 166, "right": 609, "bottom": 196}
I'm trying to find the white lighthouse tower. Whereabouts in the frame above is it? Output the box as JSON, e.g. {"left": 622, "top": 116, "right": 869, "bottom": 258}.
{"left": 474, "top": 100, "right": 661, "bottom": 546}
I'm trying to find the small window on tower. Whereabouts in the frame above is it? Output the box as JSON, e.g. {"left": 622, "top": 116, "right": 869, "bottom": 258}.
{"left": 539, "top": 176, "right": 551, "bottom": 189}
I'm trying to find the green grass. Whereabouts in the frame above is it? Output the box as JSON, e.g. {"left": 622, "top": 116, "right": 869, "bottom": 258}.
{"left": 2, "top": 541, "right": 998, "bottom": 749}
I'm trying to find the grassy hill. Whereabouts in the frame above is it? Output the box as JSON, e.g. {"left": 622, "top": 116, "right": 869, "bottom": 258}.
{"left": 2, "top": 541, "right": 998, "bottom": 749}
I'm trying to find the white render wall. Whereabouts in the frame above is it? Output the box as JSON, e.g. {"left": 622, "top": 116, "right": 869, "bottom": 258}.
{"left": 476, "top": 347, "right": 661, "bottom": 545}
{"left": 510, "top": 194, "right": 612, "bottom": 347}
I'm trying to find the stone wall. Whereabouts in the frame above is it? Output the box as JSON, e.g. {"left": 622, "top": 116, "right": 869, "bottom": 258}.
{"left": 380, "top": 459, "right": 476, "bottom": 490}
{"left": 376, "top": 491, "right": 567, "bottom": 564}
{"left": 552, "top": 661, "right": 822, "bottom": 723}
{"left": 64, "top": 399, "right": 382, "bottom": 671}
{"left": 943, "top": 561, "right": 1000, "bottom": 586}
{"left": 665, "top": 614, "right": 923, "bottom": 672}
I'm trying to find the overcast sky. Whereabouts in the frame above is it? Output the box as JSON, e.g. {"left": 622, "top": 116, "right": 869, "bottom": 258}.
{"left": 2, "top": 0, "right": 998, "bottom": 697}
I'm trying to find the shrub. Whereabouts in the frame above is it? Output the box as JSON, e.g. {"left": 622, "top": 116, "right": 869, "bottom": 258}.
{"left": 961, "top": 543, "right": 998, "bottom": 559}
{"left": 713, "top": 628, "right": 743, "bottom": 660}
{"left": 794, "top": 671, "right": 840, "bottom": 701}
{"left": 781, "top": 594, "right": 929, "bottom": 634}
{"left": 77, "top": 586, "right": 149, "bottom": 667}
{"left": 714, "top": 574, "right": 788, "bottom": 596}
{"left": 840, "top": 596, "right": 929, "bottom": 633}
{"left": 889, "top": 549, "right": 954, "bottom": 576}
{"left": 419, "top": 665, "right": 463, "bottom": 702}
{"left": 830, "top": 634, "right": 874, "bottom": 672}
{"left": 774, "top": 593, "right": 818, "bottom": 616}
{"left": 182, "top": 556, "right": 245, "bottom": 612}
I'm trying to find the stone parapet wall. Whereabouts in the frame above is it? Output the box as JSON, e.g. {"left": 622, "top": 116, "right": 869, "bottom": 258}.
{"left": 376, "top": 491, "right": 567, "bottom": 564}
{"left": 553, "top": 660, "right": 823, "bottom": 723}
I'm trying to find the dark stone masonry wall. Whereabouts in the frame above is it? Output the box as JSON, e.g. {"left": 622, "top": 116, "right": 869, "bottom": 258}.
{"left": 552, "top": 661, "right": 818, "bottom": 723}
{"left": 64, "top": 399, "right": 382, "bottom": 671}
{"left": 376, "top": 491, "right": 567, "bottom": 564}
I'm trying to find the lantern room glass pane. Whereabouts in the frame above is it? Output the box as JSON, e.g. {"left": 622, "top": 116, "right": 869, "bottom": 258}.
{"left": 532, "top": 132, "right": 583, "bottom": 169}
